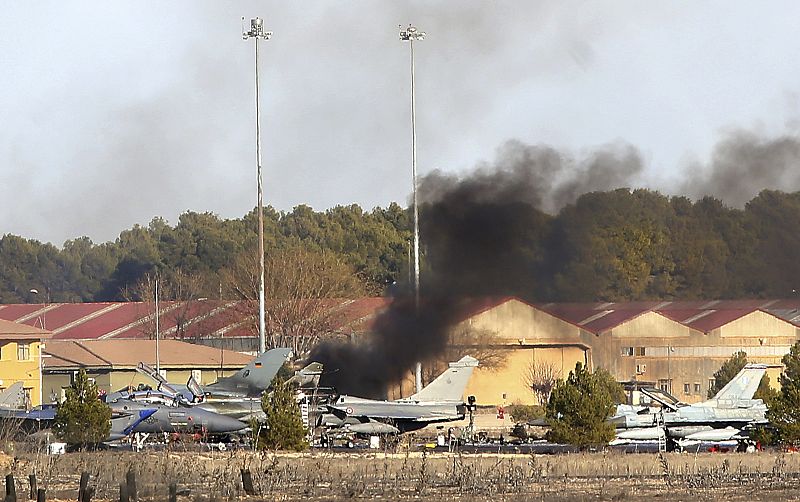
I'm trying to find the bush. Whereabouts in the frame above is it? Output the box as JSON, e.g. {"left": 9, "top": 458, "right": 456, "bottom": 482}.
{"left": 258, "top": 377, "right": 308, "bottom": 451}
{"left": 53, "top": 369, "right": 111, "bottom": 448}
{"left": 508, "top": 404, "right": 545, "bottom": 424}
{"left": 545, "top": 362, "right": 617, "bottom": 447}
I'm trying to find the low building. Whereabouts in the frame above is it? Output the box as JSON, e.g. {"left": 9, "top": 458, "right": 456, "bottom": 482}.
{"left": 42, "top": 339, "right": 253, "bottom": 403}
{"left": 0, "top": 319, "right": 51, "bottom": 407}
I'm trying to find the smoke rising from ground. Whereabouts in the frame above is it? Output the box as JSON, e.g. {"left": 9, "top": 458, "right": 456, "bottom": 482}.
{"left": 312, "top": 141, "right": 645, "bottom": 396}
{"left": 311, "top": 128, "right": 800, "bottom": 397}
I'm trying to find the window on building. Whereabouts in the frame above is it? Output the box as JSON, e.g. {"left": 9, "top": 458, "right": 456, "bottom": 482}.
{"left": 17, "top": 343, "right": 30, "bottom": 361}
{"left": 636, "top": 364, "right": 646, "bottom": 374}
{"left": 694, "top": 383, "right": 701, "bottom": 394}
{"left": 23, "top": 388, "right": 32, "bottom": 410}
{"left": 683, "top": 383, "right": 690, "bottom": 394}
{"left": 621, "top": 347, "right": 634, "bottom": 357}
{"left": 708, "top": 378, "right": 715, "bottom": 392}
{"left": 658, "top": 379, "right": 672, "bottom": 394}
{"left": 635, "top": 347, "right": 646, "bottom": 356}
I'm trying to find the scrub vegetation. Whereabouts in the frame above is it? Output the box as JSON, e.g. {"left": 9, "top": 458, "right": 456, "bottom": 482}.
{"left": 7, "top": 449, "right": 800, "bottom": 501}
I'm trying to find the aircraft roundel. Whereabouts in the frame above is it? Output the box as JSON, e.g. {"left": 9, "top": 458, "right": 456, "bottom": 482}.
{"left": 345, "top": 407, "right": 353, "bottom": 414}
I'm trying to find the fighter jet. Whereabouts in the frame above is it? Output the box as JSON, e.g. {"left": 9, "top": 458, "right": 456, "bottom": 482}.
{"left": 123, "top": 351, "right": 322, "bottom": 421}
{"left": 135, "top": 347, "right": 294, "bottom": 402}
{"left": 0, "top": 383, "right": 158, "bottom": 441}
{"left": 610, "top": 363, "right": 774, "bottom": 450}
{"left": 105, "top": 399, "right": 247, "bottom": 436}
{"left": 324, "top": 355, "right": 479, "bottom": 434}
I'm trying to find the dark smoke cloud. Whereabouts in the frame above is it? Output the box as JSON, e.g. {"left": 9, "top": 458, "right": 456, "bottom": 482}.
{"left": 311, "top": 139, "right": 644, "bottom": 397}
{"left": 311, "top": 129, "right": 800, "bottom": 396}
{"left": 679, "top": 130, "right": 800, "bottom": 208}
{"left": 419, "top": 139, "right": 645, "bottom": 213}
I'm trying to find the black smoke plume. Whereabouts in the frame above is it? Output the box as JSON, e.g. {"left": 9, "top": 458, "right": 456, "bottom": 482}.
{"left": 310, "top": 140, "right": 642, "bottom": 397}
{"left": 310, "top": 129, "right": 800, "bottom": 397}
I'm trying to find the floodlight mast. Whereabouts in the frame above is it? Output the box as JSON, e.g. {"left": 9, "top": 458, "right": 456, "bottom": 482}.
{"left": 243, "top": 17, "right": 272, "bottom": 354}
{"left": 400, "top": 24, "right": 426, "bottom": 394}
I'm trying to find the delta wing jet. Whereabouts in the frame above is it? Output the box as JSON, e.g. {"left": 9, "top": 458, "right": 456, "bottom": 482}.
{"left": 610, "top": 363, "right": 775, "bottom": 449}
{"left": 325, "top": 355, "right": 479, "bottom": 434}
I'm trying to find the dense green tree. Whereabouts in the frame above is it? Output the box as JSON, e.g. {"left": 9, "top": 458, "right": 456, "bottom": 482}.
{"left": 53, "top": 369, "right": 112, "bottom": 448}
{"left": 259, "top": 377, "right": 307, "bottom": 451}
{"left": 766, "top": 342, "right": 800, "bottom": 443}
{"left": 4, "top": 189, "right": 800, "bottom": 304}
{"left": 545, "top": 362, "right": 619, "bottom": 447}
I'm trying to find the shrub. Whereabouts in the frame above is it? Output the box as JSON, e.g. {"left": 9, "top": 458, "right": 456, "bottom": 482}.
{"left": 545, "top": 362, "right": 617, "bottom": 447}
{"left": 53, "top": 368, "right": 111, "bottom": 448}
{"left": 259, "top": 377, "right": 308, "bottom": 451}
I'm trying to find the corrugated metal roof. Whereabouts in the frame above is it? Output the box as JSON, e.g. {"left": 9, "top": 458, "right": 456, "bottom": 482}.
{"left": 3, "top": 297, "right": 800, "bottom": 341}
{"left": 44, "top": 339, "right": 252, "bottom": 369}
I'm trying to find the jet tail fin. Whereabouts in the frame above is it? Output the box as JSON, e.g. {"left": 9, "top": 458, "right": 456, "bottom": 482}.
{"left": 287, "top": 362, "right": 323, "bottom": 388}
{"left": 208, "top": 347, "right": 293, "bottom": 395}
{"left": 0, "top": 382, "right": 25, "bottom": 409}
{"left": 408, "top": 356, "right": 478, "bottom": 402}
{"left": 709, "top": 363, "right": 769, "bottom": 403}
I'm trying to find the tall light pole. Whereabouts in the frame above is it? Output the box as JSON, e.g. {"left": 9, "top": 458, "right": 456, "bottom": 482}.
{"left": 400, "top": 24, "right": 426, "bottom": 393}
{"left": 243, "top": 17, "right": 272, "bottom": 354}
{"left": 154, "top": 276, "right": 160, "bottom": 374}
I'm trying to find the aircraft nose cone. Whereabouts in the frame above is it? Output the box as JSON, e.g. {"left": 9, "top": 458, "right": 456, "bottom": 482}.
{"left": 194, "top": 409, "right": 247, "bottom": 433}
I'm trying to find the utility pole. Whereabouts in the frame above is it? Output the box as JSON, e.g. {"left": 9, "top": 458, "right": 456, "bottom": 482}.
{"left": 243, "top": 17, "right": 272, "bottom": 354}
{"left": 155, "top": 276, "right": 160, "bottom": 374}
{"left": 400, "top": 24, "right": 426, "bottom": 393}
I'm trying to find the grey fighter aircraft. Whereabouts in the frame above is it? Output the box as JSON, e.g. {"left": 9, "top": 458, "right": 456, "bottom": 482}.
{"left": 0, "top": 382, "right": 158, "bottom": 441}
{"left": 126, "top": 350, "right": 321, "bottom": 421}
{"left": 105, "top": 398, "right": 247, "bottom": 436}
{"left": 610, "top": 363, "right": 774, "bottom": 449}
{"left": 324, "top": 355, "right": 479, "bottom": 434}
{"left": 136, "top": 347, "right": 294, "bottom": 402}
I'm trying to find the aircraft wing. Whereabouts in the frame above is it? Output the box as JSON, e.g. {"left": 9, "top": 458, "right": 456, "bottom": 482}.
{"left": 328, "top": 404, "right": 456, "bottom": 421}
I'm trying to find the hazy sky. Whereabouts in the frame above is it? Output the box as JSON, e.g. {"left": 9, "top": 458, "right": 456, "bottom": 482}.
{"left": 3, "top": 2, "right": 800, "bottom": 245}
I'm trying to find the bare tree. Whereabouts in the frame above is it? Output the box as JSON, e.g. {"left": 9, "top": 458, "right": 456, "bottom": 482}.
{"left": 221, "top": 246, "right": 369, "bottom": 357}
{"left": 523, "top": 360, "right": 561, "bottom": 406}
{"left": 123, "top": 270, "right": 213, "bottom": 340}
{"left": 421, "top": 327, "right": 509, "bottom": 386}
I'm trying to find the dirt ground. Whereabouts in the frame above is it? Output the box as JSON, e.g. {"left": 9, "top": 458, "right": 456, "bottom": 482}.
{"left": 7, "top": 448, "right": 800, "bottom": 501}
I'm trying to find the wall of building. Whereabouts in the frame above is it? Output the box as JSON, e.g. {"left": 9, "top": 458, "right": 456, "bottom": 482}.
{"left": 0, "top": 340, "right": 43, "bottom": 406}
{"left": 594, "top": 310, "right": 799, "bottom": 403}
{"left": 444, "top": 300, "right": 589, "bottom": 406}
{"left": 463, "top": 300, "right": 582, "bottom": 343}
{"left": 465, "top": 346, "right": 586, "bottom": 406}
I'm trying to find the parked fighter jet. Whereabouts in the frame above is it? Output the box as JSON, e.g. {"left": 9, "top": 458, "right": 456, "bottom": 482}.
{"left": 0, "top": 383, "right": 157, "bottom": 441}
{"left": 124, "top": 350, "right": 322, "bottom": 421}
{"left": 105, "top": 399, "right": 247, "bottom": 436}
{"left": 135, "top": 347, "right": 294, "bottom": 402}
{"left": 324, "top": 355, "right": 479, "bottom": 434}
{"left": 610, "top": 363, "right": 774, "bottom": 450}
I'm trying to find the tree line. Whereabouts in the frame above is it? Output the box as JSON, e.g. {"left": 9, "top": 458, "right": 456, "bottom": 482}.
{"left": 3, "top": 188, "right": 800, "bottom": 304}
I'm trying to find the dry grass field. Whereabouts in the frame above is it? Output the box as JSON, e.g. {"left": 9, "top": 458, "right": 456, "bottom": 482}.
{"left": 5, "top": 447, "right": 800, "bottom": 501}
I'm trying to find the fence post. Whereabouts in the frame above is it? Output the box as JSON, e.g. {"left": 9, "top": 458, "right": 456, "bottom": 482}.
{"left": 125, "top": 470, "right": 137, "bottom": 502}
{"left": 118, "top": 483, "right": 128, "bottom": 502}
{"left": 240, "top": 469, "right": 255, "bottom": 496}
{"left": 35, "top": 490, "right": 44, "bottom": 502}
{"left": 168, "top": 483, "right": 176, "bottom": 502}
{"left": 6, "top": 473, "right": 16, "bottom": 502}
{"left": 27, "top": 475, "right": 35, "bottom": 501}
{"left": 77, "top": 472, "right": 88, "bottom": 502}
